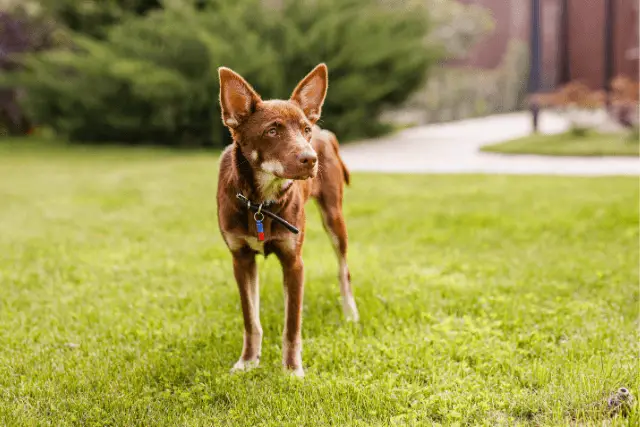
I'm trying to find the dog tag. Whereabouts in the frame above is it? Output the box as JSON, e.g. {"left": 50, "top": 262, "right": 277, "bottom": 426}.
{"left": 253, "top": 207, "right": 265, "bottom": 242}
{"left": 256, "top": 219, "right": 264, "bottom": 241}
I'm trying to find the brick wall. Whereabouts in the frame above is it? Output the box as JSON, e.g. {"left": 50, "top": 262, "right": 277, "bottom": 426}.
{"left": 450, "top": 0, "right": 638, "bottom": 90}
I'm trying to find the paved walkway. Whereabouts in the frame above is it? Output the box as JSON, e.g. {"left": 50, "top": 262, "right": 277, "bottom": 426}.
{"left": 339, "top": 112, "right": 639, "bottom": 176}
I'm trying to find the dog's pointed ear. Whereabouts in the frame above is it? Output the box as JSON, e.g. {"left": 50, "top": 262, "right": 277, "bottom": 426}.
{"left": 290, "top": 63, "right": 328, "bottom": 123}
{"left": 218, "top": 67, "right": 262, "bottom": 129}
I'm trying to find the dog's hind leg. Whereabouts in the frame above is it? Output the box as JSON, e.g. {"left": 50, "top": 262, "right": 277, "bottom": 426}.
{"left": 316, "top": 197, "right": 359, "bottom": 322}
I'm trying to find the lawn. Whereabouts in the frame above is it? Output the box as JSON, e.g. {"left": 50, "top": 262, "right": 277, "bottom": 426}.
{"left": 481, "top": 131, "right": 640, "bottom": 157}
{"left": 0, "top": 139, "right": 638, "bottom": 426}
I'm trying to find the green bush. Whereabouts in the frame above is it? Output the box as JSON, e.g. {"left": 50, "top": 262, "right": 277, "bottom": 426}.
{"left": 37, "top": 0, "right": 164, "bottom": 38}
{"left": 2, "top": 0, "right": 438, "bottom": 147}
{"left": 404, "top": 40, "right": 530, "bottom": 124}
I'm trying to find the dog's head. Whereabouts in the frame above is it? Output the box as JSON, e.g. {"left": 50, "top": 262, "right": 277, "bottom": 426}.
{"left": 218, "top": 64, "right": 328, "bottom": 181}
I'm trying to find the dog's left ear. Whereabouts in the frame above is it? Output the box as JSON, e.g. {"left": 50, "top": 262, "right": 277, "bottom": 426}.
{"left": 290, "top": 63, "right": 328, "bottom": 123}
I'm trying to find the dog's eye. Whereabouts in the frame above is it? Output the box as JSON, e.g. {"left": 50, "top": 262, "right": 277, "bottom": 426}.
{"left": 304, "top": 126, "right": 312, "bottom": 134}
{"left": 266, "top": 128, "right": 277, "bottom": 137}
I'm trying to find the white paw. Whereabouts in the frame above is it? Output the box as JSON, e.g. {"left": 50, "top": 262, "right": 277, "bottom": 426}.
{"left": 230, "top": 358, "right": 259, "bottom": 373}
{"left": 342, "top": 297, "right": 360, "bottom": 322}
{"left": 284, "top": 366, "right": 305, "bottom": 378}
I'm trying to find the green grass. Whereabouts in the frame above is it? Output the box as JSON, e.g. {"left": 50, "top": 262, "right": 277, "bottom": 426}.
{"left": 1, "top": 139, "right": 638, "bottom": 426}
{"left": 481, "top": 131, "right": 640, "bottom": 157}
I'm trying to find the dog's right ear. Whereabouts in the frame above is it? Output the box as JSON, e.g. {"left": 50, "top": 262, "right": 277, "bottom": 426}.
{"left": 218, "top": 67, "right": 262, "bottom": 129}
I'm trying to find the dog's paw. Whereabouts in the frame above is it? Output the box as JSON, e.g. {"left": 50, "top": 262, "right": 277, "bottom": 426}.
{"left": 342, "top": 297, "right": 360, "bottom": 322}
{"left": 284, "top": 366, "right": 305, "bottom": 378}
{"left": 230, "top": 358, "right": 259, "bottom": 373}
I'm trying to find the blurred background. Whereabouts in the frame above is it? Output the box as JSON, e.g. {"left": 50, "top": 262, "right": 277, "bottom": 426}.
{"left": 0, "top": 0, "right": 638, "bottom": 150}
{"left": 2, "top": 3, "right": 639, "bottom": 424}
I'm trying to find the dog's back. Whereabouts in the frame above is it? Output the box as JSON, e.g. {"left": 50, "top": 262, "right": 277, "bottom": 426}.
{"left": 307, "top": 126, "right": 350, "bottom": 201}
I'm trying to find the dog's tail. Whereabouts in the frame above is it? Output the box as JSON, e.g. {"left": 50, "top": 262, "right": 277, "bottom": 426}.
{"left": 326, "top": 130, "right": 350, "bottom": 185}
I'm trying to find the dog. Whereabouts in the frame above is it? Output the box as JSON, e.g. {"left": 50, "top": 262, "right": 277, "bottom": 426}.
{"left": 216, "top": 63, "right": 359, "bottom": 377}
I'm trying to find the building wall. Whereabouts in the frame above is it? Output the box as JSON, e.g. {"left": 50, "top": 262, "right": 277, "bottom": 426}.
{"left": 566, "top": 0, "right": 638, "bottom": 89}
{"left": 452, "top": 0, "right": 529, "bottom": 69}
{"left": 614, "top": 0, "right": 639, "bottom": 80}
{"left": 452, "top": 0, "right": 638, "bottom": 90}
{"left": 452, "top": 0, "right": 512, "bottom": 68}
{"left": 396, "top": 0, "right": 638, "bottom": 127}
{"left": 566, "top": 0, "right": 606, "bottom": 89}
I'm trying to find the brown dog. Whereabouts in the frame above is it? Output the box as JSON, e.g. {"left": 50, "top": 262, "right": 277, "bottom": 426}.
{"left": 216, "top": 63, "right": 359, "bottom": 377}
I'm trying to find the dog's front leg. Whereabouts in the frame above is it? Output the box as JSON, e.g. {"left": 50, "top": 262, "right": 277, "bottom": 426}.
{"left": 231, "top": 249, "right": 262, "bottom": 372}
{"left": 277, "top": 251, "right": 305, "bottom": 377}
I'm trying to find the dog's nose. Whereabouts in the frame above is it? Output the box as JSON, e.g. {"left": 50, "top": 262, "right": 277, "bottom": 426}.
{"left": 298, "top": 151, "right": 317, "bottom": 167}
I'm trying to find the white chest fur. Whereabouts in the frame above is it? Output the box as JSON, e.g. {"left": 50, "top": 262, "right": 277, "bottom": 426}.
{"left": 243, "top": 236, "right": 265, "bottom": 254}
{"left": 223, "top": 232, "right": 296, "bottom": 255}
{"left": 224, "top": 233, "right": 265, "bottom": 254}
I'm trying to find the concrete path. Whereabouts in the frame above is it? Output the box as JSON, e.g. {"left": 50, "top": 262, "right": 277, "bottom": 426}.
{"left": 339, "top": 112, "right": 639, "bottom": 176}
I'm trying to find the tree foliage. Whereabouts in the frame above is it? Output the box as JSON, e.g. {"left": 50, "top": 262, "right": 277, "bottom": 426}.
{"left": 0, "top": 6, "right": 55, "bottom": 135}
{"left": 3, "top": 0, "right": 439, "bottom": 146}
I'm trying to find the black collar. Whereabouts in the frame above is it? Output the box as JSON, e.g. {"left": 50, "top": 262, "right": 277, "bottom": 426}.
{"left": 236, "top": 193, "right": 300, "bottom": 234}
